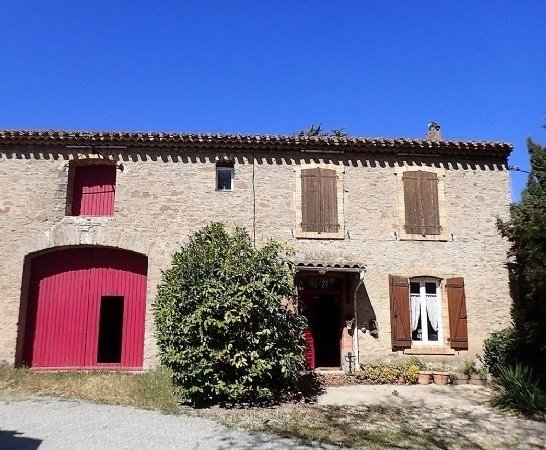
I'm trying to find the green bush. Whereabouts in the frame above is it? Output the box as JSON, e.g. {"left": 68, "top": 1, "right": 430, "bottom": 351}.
{"left": 358, "top": 360, "right": 422, "bottom": 384}
{"left": 491, "top": 364, "right": 546, "bottom": 418}
{"left": 483, "top": 328, "right": 518, "bottom": 377}
{"left": 153, "top": 223, "right": 309, "bottom": 406}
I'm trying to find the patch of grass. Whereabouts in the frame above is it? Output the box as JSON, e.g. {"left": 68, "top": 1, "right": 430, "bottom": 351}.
{"left": 189, "top": 401, "right": 546, "bottom": 449}
{"left": 0, "top": 365, "right": 179, "bottom": 414}
{"left": 187, "top": 403, "right": 455, "bottom": 449}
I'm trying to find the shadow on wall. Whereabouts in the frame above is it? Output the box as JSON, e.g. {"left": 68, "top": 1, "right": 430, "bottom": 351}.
{"left": 0, "top": 147, "right": 507, "bottom": 172}
{"left": 355, "top": 282, "right": 379, "bottom": 341}
{"left": 0, "top": 430, "right": 41, "bottom": 450}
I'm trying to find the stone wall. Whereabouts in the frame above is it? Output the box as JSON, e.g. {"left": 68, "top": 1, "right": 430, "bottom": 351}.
{"left": 0, "top": 146, "right": 511, "bottom": 367}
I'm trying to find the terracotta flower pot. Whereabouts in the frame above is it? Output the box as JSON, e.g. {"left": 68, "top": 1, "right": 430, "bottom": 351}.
{"left": 453, "top": 374, "right": 470, "bottom": 385}
{"left": 432, "top": 372, "right": 450, "bottom": 385}
{"left": 469, "top": 374, "right": 487, "bottom": 386}
{"left": 418, "top": 370, "right": 432, "bottom": 385}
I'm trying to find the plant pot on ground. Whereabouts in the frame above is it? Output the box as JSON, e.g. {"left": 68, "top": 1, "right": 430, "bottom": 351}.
{"left": 417, "top": 371, "right": 432, "bottom": 385}
{"left": 469, "top": 374, "right": 487, "bottom": 386}
{"left": 432, "top": 372, "right": 450, "bottom": 385}
{"left": 453, "top": 373, "right": 470, "bottom": 385}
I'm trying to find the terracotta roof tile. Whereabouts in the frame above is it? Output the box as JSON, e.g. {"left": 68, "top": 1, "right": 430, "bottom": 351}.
{"left": 0, "top": 129, "right": 512, "bottom": 158}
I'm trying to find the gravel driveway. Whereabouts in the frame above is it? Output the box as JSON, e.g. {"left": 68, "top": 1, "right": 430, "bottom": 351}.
{"left": 0, "top": 398, "right": 331, "bottom": 449}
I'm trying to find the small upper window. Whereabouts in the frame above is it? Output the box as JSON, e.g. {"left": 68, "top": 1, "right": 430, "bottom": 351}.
{"left": 216, "top": 162, "right": 234, "bottom": 191}
{"left": 69, "top": 164, "right": 116, "bottom": 216}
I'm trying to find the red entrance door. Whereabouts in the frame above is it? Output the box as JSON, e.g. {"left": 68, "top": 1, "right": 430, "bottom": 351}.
{"left": 23, "top": 247, "right": 147, "bottom": 370}
{"left": 300, "top": 295, "right": 316, "bottom": 369}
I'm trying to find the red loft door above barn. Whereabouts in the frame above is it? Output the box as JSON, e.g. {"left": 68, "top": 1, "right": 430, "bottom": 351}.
{"left": 72, "top": 165, "right": 116, "bottom": 216}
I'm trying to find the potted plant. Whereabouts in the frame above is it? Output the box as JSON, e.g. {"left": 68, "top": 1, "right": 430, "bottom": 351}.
{"left": 469, "top": 367, "right": 487, "bottom": 386}
{"left": 453, "top": 360, "right": 474, "bottom": 385}
{"left": 430, "top": 363, "right": 450, "bottom": 385}
{"left": 432, "top": 371, "right": 450, "bottom": 385}
{"left": 417, "top": 370, "right": 432, "bottom": 385}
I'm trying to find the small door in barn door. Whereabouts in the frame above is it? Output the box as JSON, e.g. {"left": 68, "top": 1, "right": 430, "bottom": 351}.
{"left": 23, "top": 247, "right": 147, "bottom": 370}
{"left": 84, "top": 247, "right": 148, "bottom": 368}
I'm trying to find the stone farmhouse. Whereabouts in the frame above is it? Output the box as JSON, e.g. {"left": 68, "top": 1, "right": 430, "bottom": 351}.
{"left": 0, "top": 125, "right": 513, "bottom": 371}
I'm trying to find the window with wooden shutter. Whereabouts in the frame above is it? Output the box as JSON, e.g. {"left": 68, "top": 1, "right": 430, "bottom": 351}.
{"left": 389, "top": 275, "right": 412, "bottom": 349}
{"left": 446, "top": 277, "right": 469, "bottom": 350}
{"left": 301, "top": 168, "right": 339, "bottom": 233}
{"left": 71, "top": 164, "right": 116, "bottom": 216}
{"left": 402, "top": 170, "right": 440, "bottom": 235}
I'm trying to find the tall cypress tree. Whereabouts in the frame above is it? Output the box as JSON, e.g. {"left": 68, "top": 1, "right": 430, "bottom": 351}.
{"left": 498, "top": 138, "right": 546, "bottom": 375}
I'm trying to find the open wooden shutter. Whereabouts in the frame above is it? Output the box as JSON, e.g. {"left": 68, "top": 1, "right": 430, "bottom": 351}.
{"left": 403, "top": 170, "right": 440, "bottom": 235}
{"left": 319, "top": 168, "right": 339, "bottom": 233}
{"left": 389, "top": 275, "right": 411, "bottom": 349}
{"left": 301, "top": 168, "right": 320, "bottom": 232}
{"left": 446, "top": 277, "right": 469, "bottom": 350}
{"left": 403, "top": 171, "right": 422, "bottom": 234}
{"left": 420, "top": 171, "right": 440, "bottom": 235}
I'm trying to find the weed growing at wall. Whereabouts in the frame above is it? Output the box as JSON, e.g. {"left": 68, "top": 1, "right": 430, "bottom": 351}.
{"left": 357, "top": 359, "right": 423, "bottom": 384}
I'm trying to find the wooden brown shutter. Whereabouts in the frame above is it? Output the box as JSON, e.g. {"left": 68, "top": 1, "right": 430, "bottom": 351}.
{"left": 301, "top": 168, "right": 320, "bottom": 232}
{"left": 389, "top": 275, "right": 412, "bottom": 349}
{"left": 420, "top": 171, "right": 441, "bottom": 235}
{"left": 301, "top": 168, "right": 339, "bottom": 233}
{"left": 403, "top": 170, "right": 440, "bottom": 235}
{"left": 319, "top": 168, "right": 339, "bottom": 233}
{"left": 403, "top": 171, "right": 422, "bottom": 234}
{"left": 446, "top": 277, "right": 469, "bottom": 350}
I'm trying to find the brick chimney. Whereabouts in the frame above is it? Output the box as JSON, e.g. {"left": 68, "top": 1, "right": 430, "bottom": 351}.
{"left": 425, "top": 122, "right": 442, "bottom": 141}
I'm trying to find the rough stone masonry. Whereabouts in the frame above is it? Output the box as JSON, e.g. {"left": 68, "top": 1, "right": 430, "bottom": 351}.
{"left": 0, "top": 129, "right": 513, "bottom": 370}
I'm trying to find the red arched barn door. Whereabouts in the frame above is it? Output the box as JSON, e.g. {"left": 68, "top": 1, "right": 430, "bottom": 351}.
{"left": 23, "top": 247, "right": 147, "bottom": 370}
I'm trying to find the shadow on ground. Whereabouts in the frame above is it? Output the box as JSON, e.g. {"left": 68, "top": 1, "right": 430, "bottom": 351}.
{"left": 0, "top": 430, "right": 42, "bottom": 450}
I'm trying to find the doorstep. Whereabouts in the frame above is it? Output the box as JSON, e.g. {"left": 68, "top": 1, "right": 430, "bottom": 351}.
{"left": 314, "top": 367, "right": 345, "bottom": 374}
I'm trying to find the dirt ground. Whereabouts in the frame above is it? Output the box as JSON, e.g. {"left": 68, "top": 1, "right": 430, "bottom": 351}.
{"left": 193, "top": 384, "right": 546, "bottom": 449}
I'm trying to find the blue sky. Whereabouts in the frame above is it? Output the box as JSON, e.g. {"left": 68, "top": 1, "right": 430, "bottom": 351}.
{"left": 1, "top": 1, "right": 544, "bottom": 199}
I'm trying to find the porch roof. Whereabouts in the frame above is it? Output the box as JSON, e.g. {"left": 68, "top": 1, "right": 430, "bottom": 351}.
{"left": 287, "top": 259, "right": 366, "bottom": 273}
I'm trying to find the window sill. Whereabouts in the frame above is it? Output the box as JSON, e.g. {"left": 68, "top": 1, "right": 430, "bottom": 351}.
{"left": 398, "top": 231, "right": 450, "bottom": 242}
{"left": 295, "top": 230, "right": 345, "bottom": 240}
{"left": 403, "top": 346, "right": 456, "bottom": 356}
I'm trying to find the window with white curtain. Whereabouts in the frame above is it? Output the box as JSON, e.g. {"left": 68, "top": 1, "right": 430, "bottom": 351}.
{"left": 410, "top": 278, "right": 442, "bottom": 344}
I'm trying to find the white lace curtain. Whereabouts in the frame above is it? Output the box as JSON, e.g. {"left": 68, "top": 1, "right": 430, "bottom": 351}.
{"left": 411, "top": 294, "right": 439, "bottom": 332}
{"left": 426, "top": 295, "right": 439, "bottom": 331}
{"left": 410, "top": 295, "right": 420, "bottom": 331}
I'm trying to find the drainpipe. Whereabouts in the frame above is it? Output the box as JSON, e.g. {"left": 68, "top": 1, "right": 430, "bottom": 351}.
{"left": 353, "top": 270, "right": 365, "bottom": 370}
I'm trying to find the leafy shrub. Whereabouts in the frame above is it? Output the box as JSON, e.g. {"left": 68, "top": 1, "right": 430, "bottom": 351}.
{"left": 358, "top": 360, "right": 422, "bottom": 384}
{"left": 491, "top": 364, "right": 546, "bottom": 418}
{"left": 153, "top": 223, "right": 309, "bottom": 406}
{"left": 483, "top": 328, "right": 518, "bottom": 377}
